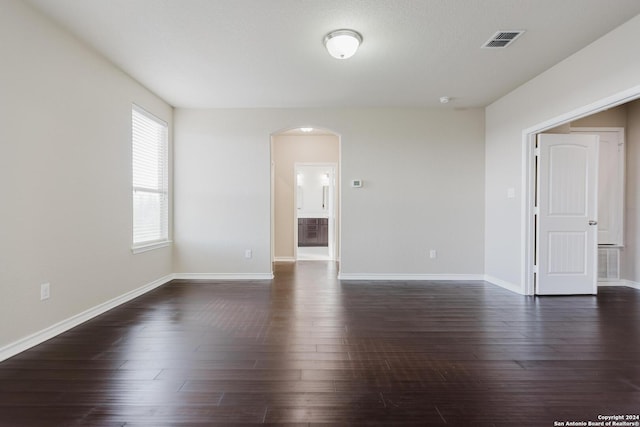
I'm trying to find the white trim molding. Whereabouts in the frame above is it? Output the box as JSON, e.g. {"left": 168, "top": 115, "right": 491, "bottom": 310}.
{"left": 598, "top": 281, "right": 626, "bottom": 287}
{"left": 484, "top": 275, "right": 525, "bottom": 295}
{"left": 622, "top": 280, "right": 640, "bottom": 290}
{"left": 0, "top": 274, "right": 175, "bottom": 363}
{"left": 273, "top": 257, "right": 296, "bottom": 262}
{"left": 599, "top": 280, "right": 640, "bottom": 290}
{"left": 132, "top": 240, "right": 172, "bottom": 254}
{"left": 338, "top": 273, "right": 485, "bottom": 281}
{"left": 173, "top": 273, "right": 274, "bottom": 281}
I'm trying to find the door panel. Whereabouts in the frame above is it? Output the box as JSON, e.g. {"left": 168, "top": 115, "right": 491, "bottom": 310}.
{"left": 548, "top": 144, "right": 588, "bottom": 216}
{"left": 536, "top": 134, "right": 599, "bottom": 295}
{"left": 547, "top": 231, "right": 586, "bottom": 274}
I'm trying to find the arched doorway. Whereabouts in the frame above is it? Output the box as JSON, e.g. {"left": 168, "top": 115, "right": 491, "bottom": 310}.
{"left": 270, "top": 127, "right": 341, "bottom": 265}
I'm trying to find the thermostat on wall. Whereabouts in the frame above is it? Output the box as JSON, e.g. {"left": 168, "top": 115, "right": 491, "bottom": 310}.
{"left": 351, "top": 179, "right": 363, "bottom": 188}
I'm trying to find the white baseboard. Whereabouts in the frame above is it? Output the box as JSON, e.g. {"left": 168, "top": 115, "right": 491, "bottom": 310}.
{"left": 598, "top": 280, "right": 626, "bottom": 287}
{"left": 622, "top": 279, "right": 640, "bottom": 290}
{"left": 0, "top": 274, "right": 175, "bottom": 363}
{"left": 484, "top": 275, "right": 525, "bottom": 295}
{"left": 172, "top": 272, "right": 274, "bottom": 280}
{"left": 337, "top": 273, "right": 485, "bottom": 281}
{"left": 598, "top": 279, "right": 640, "bottom": 289}
{"left": 599, "top": 279, "right": 640, "bottom": 290}
{"left": 273, "top": 257, "right": 296, "bottom": 262}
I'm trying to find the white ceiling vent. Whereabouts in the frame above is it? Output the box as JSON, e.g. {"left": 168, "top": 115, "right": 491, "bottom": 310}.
{"left": 482, "top": 30, "right": 525, "bottom": 48}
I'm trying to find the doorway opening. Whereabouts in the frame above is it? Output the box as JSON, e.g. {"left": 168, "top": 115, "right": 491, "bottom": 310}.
{"left": 295, "top": 164, "right": 336, "bottom": 261}
{"left": 270, "top": 127, "right": 341, "bottom": 265}
{"left": 523, "top": 87, "right": 640, "bottom": 295}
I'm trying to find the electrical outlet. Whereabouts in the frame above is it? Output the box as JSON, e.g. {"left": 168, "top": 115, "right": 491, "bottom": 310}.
{"left": 429, "top": 250, "right": 437, "bottom": 259}
{"left": 244, "top": 249, "right": 252, "bottom": 259}
{"left": 40, "top": 283, "right": 50, "bottom": 301}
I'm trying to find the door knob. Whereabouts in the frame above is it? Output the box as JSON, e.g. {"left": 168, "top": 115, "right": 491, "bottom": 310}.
{"left": 588, "top": 220, "right": 598, "bottom": 226}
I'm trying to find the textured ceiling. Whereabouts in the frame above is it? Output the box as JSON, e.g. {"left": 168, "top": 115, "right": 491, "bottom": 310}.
{"left": 26, "top": 0, "right": 640, "bottom": 109}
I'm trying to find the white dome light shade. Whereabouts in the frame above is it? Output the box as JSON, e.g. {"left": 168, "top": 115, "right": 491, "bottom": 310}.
{"left": 324, "top": 29, "right": 362, "bottom": 59}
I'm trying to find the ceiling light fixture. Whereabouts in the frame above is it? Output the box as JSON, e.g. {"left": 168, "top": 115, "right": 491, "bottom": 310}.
{"left": 300, "top": 127, "right": 313, "bottom": 132}
{"left": 324, "top": 29, "right": 363, "bottom": 59}
{"left": 440, "top": 96, "right": 451, "bottom": 104}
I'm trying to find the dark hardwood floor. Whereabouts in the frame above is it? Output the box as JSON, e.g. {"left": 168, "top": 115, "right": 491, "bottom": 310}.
{"left": 1, "top": 262, "right": 640, "bottom": 426}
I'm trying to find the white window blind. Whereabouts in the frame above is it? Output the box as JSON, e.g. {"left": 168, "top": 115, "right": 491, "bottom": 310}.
{"left": 132, "top": 105, "right": 169, "bottom": 248}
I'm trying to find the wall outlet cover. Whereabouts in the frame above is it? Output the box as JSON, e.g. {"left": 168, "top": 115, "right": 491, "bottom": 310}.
{"left": 40, "top": 283, "right": 50, "bottom": 300}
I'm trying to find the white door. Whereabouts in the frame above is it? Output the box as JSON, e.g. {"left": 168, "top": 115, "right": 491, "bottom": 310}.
{"left": 536, "top": 133, "right": 599, "bottom": 295}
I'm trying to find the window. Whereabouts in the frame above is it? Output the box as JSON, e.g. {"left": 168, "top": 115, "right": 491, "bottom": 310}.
{"left": 132, "top": 104, "right": 169, "bottom": 251}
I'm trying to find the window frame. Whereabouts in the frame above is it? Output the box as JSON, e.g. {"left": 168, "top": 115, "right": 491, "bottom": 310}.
{"left": 131, "top": 104, "right": 171, "bottom": 253}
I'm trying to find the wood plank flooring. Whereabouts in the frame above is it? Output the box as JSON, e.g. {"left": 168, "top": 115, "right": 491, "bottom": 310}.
{"left": 1, "top": 261, "right": 639, "bottom": 426}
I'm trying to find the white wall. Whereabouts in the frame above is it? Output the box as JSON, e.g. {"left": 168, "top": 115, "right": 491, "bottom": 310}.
{"left": 174, "top": 108, "right": 485, "bottom": 277}
{"left": 0, "top": 0, "right": 173, "bottom": 351}
{"left": 485, "top": 14, "right": 640, "bottom": 291}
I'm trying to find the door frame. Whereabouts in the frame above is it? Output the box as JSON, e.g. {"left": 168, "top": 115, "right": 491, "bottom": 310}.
{"left": 269, "top": 128, "right": 342, "bottom": 266}
{"left": 522, "top": 86, "right": 640, "bottom": 295}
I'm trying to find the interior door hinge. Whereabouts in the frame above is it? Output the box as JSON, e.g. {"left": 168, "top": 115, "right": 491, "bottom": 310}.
{"left": 533, "top": 265, "right": 538, "bottom": 273}
{"left": 534, "top": 206, "right": 539, "bottom": 215}
{"left": 534, "top": 148, "right": 541, "bottom": 157}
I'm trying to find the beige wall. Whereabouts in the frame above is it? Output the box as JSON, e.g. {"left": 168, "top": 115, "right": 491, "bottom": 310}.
{"left": 572, "top": 105, "right": 628, "bottom": 128}
{"left": 547, "top": 104, "right": 628, "bottom": 133}
{"left": 624, "top": 100, "right": 640, "bottom": 282}
{"left": 272, "top": 134, "right": 339, "bottom": 260}
{"left": 0, "top": 0, "right": 173, "bottom": 351}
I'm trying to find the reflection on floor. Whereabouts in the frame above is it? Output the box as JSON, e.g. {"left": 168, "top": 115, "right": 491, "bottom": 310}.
{"left": 297, "top": 245, "right": 330, "bottom": 260}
